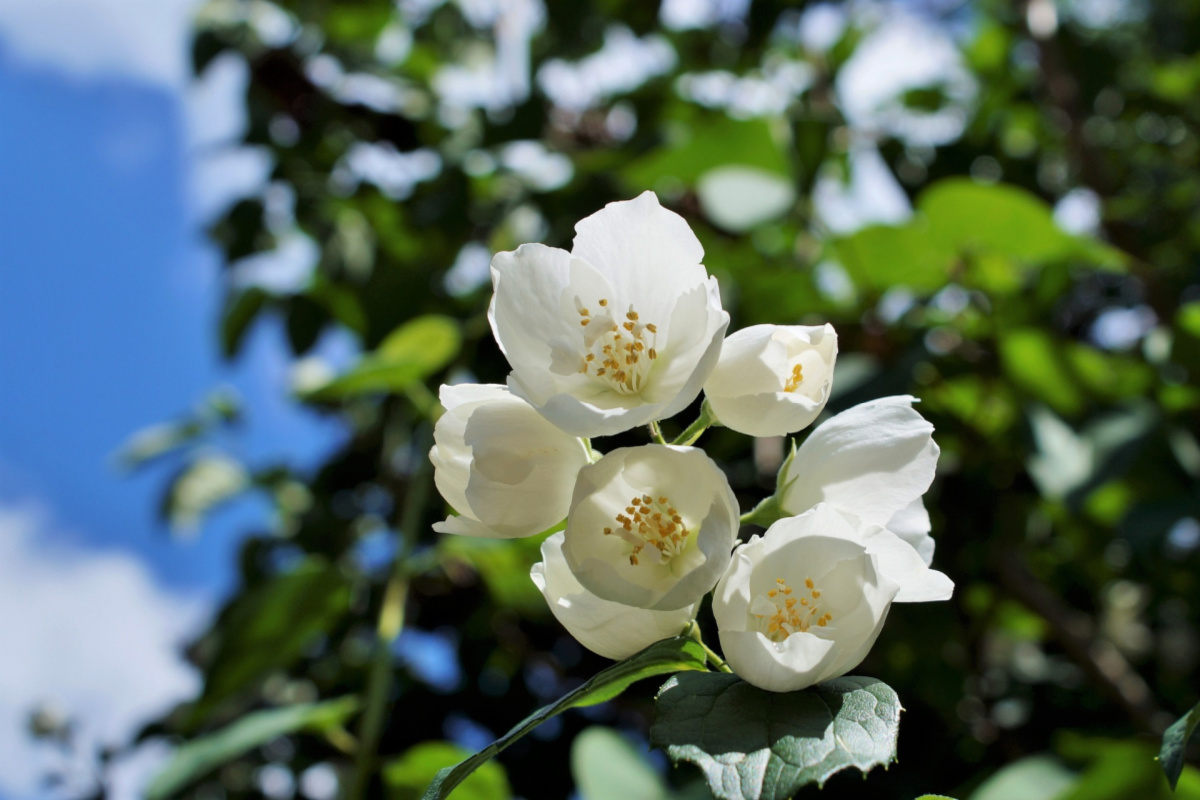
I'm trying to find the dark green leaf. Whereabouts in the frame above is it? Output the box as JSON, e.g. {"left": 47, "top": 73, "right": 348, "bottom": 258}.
{"left": 302, "top": 315, "right": 461, "bottom": 401}
{"left": 147, "top": 697, "right": 357, "bottom": 800}
{"left": 191, "top": 559, "right": 352, "bottom": 722}
{"left": 220, "top": 288, "right": 270, "bottom": 360}
{"left": 1162, "top": 702, "right": 1200, "bottom": 790}
{"left": 420, "top": 637, "right": 708, "bottom": 800}
{"left": 649, "top": 672, "right": 901, "bottom": 800}
{"left": 386, "top": 742, "right": 511, "bottom": 800}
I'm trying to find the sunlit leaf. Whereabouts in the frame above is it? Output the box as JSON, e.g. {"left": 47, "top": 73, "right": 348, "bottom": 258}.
{"left": 968, "top": 755, "right": 1077, "bottom": 800}
{"left": 147, "top": 697, "right": 358, "bottom": 800}
{"left": 832, "top": 223, "right": 952, "bottom": 292}
{"left": 696, "top": 166, "right": 795, "bottom": 232}
{"left": 650, "top": 673, "right": 900, "bottom": 800}
{"left": 302, "top": 315, "right": 461, "bottom": 401}
{"left": 387, "top": 742, "right": 511, "bottom": 800}
{"left": 622, "top": 116, "right": 789, "bottom": 191}
{"left": 161, "top": 454, "right": 250, "bottom": 532}
{"left": 999, "top": 329, "right": 1086, "bottom": 416}
{"left": 571, "top": 727, "right": 668, "bottom": 800}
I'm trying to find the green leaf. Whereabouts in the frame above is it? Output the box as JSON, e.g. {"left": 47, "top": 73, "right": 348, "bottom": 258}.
{"left": 572, "top": 726, "right": 669, "bottom": 800}
{"left": 832, "top": 223, "right": 953, "bottom": 293}
{"left": 696, "top": 166, "right": 795, "bottom": 232}
{"left": 1162, "top": 702, "right": 1200, "bottom": 790}
{"left": 440, "top": 533, "right": 554, "bottom": 616}
{"left": 387, "top": 742, "right": 511, "bottom": 800}
{"left": 649, "top": 672, "right": 901, "bottom": 800}
{"left": 622, "top": 116, "right": 789, "bottom": 191}
{"left": 919, "top": 179, "right": 1079, "bottom": 264}
{"left": 302, "top": 315, "right": 461, "bottom": 401}
{"left": 1172, "top": 302, "right": 1200, "bottom": 383}
{"left": 161, "top": 454, "right": 250, "bottom": 532}
{"left": 999, "top": 328, "right": 1086, "bottom": 416}
{"left": 969, "top": 755, "right": 1077, "bottom": 800}
{"left": 191, "top": 559, "right": 352, "bottom": 722}
{"left": 915, "top": 796, "right": 958, "bottom": 800}
{"left": 221, "top": 287, "right": 270, "bottom": 359}
{"left": 147, "top": 697, "right": 358, "bottom": 800}
{"left": 421, "top": 637, "right": 709, "bottom": 800}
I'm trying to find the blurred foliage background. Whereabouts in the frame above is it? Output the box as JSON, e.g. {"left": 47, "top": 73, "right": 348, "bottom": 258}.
{"left": 75, "top": 0, "right": 1200, "bottom": 797}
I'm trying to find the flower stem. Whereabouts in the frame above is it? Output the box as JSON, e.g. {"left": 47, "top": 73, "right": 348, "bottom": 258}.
{"left": 649, "top": 420, "right": 668, "bottom": 445}
{"left": 684, "top": 620, "right": 734, "bottom": 674}
{"left": 347, "top": 424, "right": 432, "bottom": 800}
{"left": 582, "top": 438, "right": 601, "bottom": 463}
{"left": 671, "top": 400, "right": 716, "bottom": 447}
{"left": 739, "top": 495, "right": 784, "bottom": 528}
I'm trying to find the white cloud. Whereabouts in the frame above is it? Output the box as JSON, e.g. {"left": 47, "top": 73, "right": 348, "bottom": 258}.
{"left": 813, "top": 142, "right": 912, "bottom": 234}
{"left": 836, "top": 13, "right": 978, "bottom": 147}
{"left": 0, "top": 0, "right": 197, "bottom": 88}
{"left": 0, "top": 502, "right": 206, "bottom": 800}
{"left": 537, "top": 26, "right": 676, "bottom": 111}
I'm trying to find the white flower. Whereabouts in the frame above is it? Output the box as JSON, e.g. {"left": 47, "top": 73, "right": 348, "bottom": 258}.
{"left": 780, "top": 396, "right": 938, "bottom": 527}
{"left": 430, "top": 383, "right": 589, "bottom": 539}
{"left": 713, "top": 504, "right": 900, "bottom": 693}
{"left": 488, "top": 191, "right": 730, "bottom": 437}
{"left": 775, "top": 395, "right": 950, "bottom": 600}
{"left": 704, "top": 324, "right": 838, "bottom": 437}
{"left": 531, "top": 532, "right": 696, "bottom": 660}
{"left": 887, "top": 498, "right": 936, "bottom": 566}
{"left": 560, "top": 444, "right": 739, "bottom": 611}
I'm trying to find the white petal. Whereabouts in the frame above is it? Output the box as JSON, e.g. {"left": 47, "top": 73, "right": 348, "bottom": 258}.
{"left": 705, "top": 324, "right": 837, "bottom": 438}
{"left": 861, "top": 524, "right": 953, "bottom": 603}
{"left": 712, "top": 505, "right": 900, "bottom": 692}
{"left": 430, "top": 384, "right": 588, "bottom": 539}
{"left": 886, "top": 498, "right": 936, "bottom": 566}
{"left": 562, "top": 445, "right": 740, "bottom": 611}
{"left": 781, "top": 396, "right": 938, "bottom": 526}
{"left": 532, "top": 533, "right": 695, "bottom": 660}
{"left": 571, "top": 191, "right": 708, "bottom": 319}
{"left": 488, "top": 243, "right": 578, "bottom": 403}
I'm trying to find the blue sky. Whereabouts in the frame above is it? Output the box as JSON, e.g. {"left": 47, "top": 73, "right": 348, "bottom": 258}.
{"left": 0, "top": 41, "right": 343, "bottom": 592}
{"left": 0, "top": 14, "right": 345, "bottom": 795}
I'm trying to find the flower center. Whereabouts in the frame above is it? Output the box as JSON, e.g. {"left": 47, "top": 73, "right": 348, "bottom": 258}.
{"left": 783, "top": 363, "right": 804, "bottom": 393}
{"left": 575, "top": 297, "right": 658, "bottom": 395}
{"left": 603, "top": 493, "right": 690, "bottom": 566}
{"left": 751, "top": 577, "right": 833, "bottom": 642}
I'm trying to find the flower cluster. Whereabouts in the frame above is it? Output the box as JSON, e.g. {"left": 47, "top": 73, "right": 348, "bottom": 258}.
{"left": 430, "top": 192, "right": 952, "bottom": 692}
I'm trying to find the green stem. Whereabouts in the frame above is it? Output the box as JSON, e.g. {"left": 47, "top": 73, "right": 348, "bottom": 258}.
{"left": 649, "top": 420, "right": 667, "bottom": 445}
{"left": 671, "top": 400, "right": 717, "bottom": 447}
{"left": 347, "top": 425, "right": 432, "bottom": 800}
{"left": 740, "top": 495, "right": 784, "bottom": 528}
{"left": 684, "top": 621, "right": 734, "bottom": 674}
{"left": 582, "top": 438, "right": 601, "bottom": 463}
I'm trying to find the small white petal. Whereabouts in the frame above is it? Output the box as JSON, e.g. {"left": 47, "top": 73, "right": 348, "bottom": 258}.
{"left": 705, "top": 324, "right": 837, "bottom": 438}
{"left": 562, "top": 445, "right": 740, "bottom": 611}
{"left": 781, "top": 395, "right": 938, "bottom": 526}
{"left": 886, "top": 498, "right": 936, "bottom": 566}
{"left": 531, "top": 533, "right": 695, "bottom": 660}
{"left": 429, "top": 384, "right": 589, "bottom": 539}
{"left": 487, "top": 192, "right": 729, "bottom": 437}
{"left": 712, "top": 505, "right": 899, "bottom": 693}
